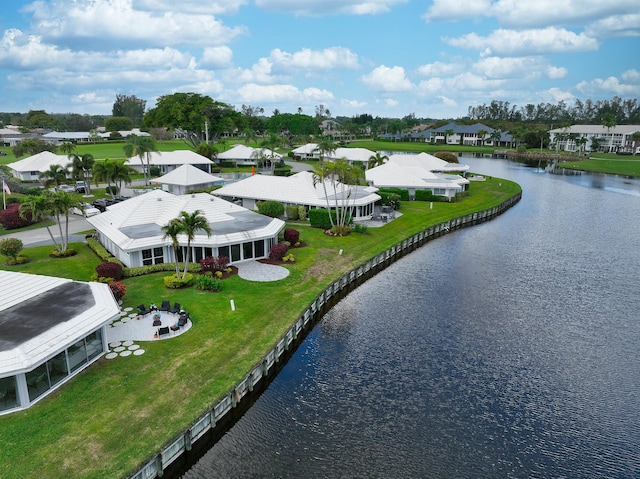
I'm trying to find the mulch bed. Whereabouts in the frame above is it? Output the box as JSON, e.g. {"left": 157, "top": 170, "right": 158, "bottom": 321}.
{"left": 197, "top": 265, "right": 238, "bottom": 279}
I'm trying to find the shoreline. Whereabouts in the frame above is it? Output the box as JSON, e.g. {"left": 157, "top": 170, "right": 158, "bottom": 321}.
{"left": 127, "top": 191, "right": 523, "bottom": 479}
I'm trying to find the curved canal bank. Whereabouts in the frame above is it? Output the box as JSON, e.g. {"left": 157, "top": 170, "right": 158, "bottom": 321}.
{"left": 127, "top": 191, "right": 522, "bottom": 479}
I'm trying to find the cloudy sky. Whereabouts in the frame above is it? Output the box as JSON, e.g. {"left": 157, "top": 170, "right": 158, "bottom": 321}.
{"left": 1, "top": 0, "right": 638, "bottom": 119}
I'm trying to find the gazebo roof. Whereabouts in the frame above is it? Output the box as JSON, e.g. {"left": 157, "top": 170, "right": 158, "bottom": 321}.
{"left": 154, "top": 164, "right": 223, "bottom": 186}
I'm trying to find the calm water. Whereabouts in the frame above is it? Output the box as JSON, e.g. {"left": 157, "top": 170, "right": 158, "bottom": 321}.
{"left": 183, "top": 158, "right": 640, "bottom": 478}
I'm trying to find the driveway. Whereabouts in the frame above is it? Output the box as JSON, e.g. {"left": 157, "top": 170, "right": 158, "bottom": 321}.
{"left": 1, "top": 214, "right": 93, "bottom": 247}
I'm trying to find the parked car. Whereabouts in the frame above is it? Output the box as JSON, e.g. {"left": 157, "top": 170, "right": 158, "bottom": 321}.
{"left": 0, "top": 150, "right": 7, "bottom": 156}
{"left": 75, "top": 181, "right": 87, "bottom": 193}
{"left": 91, "top": 198, "right": 116, "bottom": 212}
{"left": 56, "top": 184, "right": 75, "bottom": 193}
{"left": 71, "top": 202, "right": 101, "bottom": 217}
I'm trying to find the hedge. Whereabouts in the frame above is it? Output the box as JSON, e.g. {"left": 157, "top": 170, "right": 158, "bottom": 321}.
{"left": 308, "top": 208, "right": 352, "bottom": 229}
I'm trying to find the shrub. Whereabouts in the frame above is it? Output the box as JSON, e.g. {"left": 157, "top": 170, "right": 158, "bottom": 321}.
{"left": 269, "top": 242, "right": 289, "bottom": 260}
{"left": 283, "top": 228, "right": 300, "bottom": 244}
{"left": 434, "top": 151, "right": 458, "bottom": 163}
{"left": 0, "top": 237, "right": 24, "bottom": 261}
{"left": 163, "top": 273, "right": 194, "bottom": 289}
{"left": 298, "top": 206, "right": 307, "bottom": 221}
{"left": 105, "top": 185, "right": 118, "bottom": 196}
{"left": 308, "top": 209, "right": 352, "bottom": 229}
{"left": 108, "top": 281, "right": 127, "bottom": 301}
{"left": 96, "top": 261, "right": 124, "bottom": 280}
{"left": 195, "top": 274, "right": 222, "bottom": 292}
{"left": 123, "top": 262, "right": 199, "bottom": 278}
{"left": 351, "top": 223, "right": 368, "bottom": 234}
{"left": 282, "top": 253, "right": 295, "bottom": 262}
{"left": 285, "top": 205, "right": 299, "bottom": 220}
{"left": 257, "top": 200, "right": 284, "bottom": 218}
{"left": 378, "top": 188, "right": 408, "bottom": 202}
{"left": 414, "top": 189, "right": 435, "bottom": 201}
{"left": 0, "top": 203, "right": 33, "bottom": 230}
{"left": 273, "top": 165, "right": 292, "bottom": 176}
{"left": 200, "top": 255, "right": 229, "bottom": 273}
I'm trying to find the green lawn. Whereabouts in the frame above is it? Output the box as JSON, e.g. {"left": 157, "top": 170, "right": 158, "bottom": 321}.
{"left": 0, "top": 177, "right": 521, "bottom": 479}
{"left": 557, "top": 158, "right": 640, "bottom": 177}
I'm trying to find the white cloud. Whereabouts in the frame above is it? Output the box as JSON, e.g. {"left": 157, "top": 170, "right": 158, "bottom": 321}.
{"left": 341, "top": 99, "right": 368, "bottom": 109}
{"left": 236, "top": 83, "right": 334, "bottom": 104}
{"left": 270, "top": 47, "right": 359, "bottom": 72}
{"left": 254, "top": 0, "right": 408, "bottom": 15}
{"left": 361, "top": 65, "right": 413, "bottom": 92}
{"left": 445, "top": 27, "right": 599, "bottom": 56}
{"left": 542, "top": 87, "right": 575, "bottom": 103}
{"left": 25, "top": 0, "right": 246, "bottom": 48}
{"left": 546, "top": 66, "right": 568, "bottom": 80}
{"left": 0, "top": 29, "right": 73, "bottom": 68}
{"left": 384, "top": 98, "right": 399, "bottom": 107}
{"left": 621, "top": 69, "right": 640, "bottom": 83}
{"left": 134, "top": 0, "right": 248, "bottom": 15}
{"left": 423, "top": 0, "right": 492, "bottom": 23}
{"left": 224, "top": 58, "right": 276, "bottom": 84}
{"left": 577, "top": 75, "right": 640, "bottom": 96}
{"left": 200, "top": 46, "right": 234, "bottom": 68}
{"left": 586, "top": 14, "right": 640, "bottom": 38}
{"left": 417, "top": 61, "right": 466, "bottom": 77}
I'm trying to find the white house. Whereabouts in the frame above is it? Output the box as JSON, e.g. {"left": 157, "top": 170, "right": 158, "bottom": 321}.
{"left": 212, "top": 171, "right": 380, "bottom": 220}
{"left": 217, "top": 144, "right": 281, "bottom": 166}
{"left": 0, "top": 270, "right": 120, "bottom": 415}
{"left": 87, "top": 190, "right": 285, "bottom": 267}
{"left": 387, "top": 152, "right": 470, "bottom": 174}
{"left": 549, "top": 124, "right": 640, "bottom": 153}
{"left": 8, "top": 151, "right": 71, "bottom": 181}
{"left": 291, "top": 143, "right": 319, "bottom": 160}
{"left": 124, "top": 150, "right": 213, "bottom": 175}
{"left": 154, "top": 164, "right": 225, "bottom": 195}
{"left": 365, "top": 156, "right": 469, "bottom": 201}
{"left": 327, "top": 147, "right": 376, "bottom": 166}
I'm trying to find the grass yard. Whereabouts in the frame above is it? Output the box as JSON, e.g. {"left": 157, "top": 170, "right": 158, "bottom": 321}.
{"left": 0, "top": 177, "right": 521, "bottom": 479}
{"left": 557, "top": 157, "right": 640, "bottom": 177}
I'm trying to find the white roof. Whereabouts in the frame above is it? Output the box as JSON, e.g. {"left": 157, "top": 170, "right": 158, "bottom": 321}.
{"left": 87, "top": 190, "right": 284, "bottom": 251}
{"left": 124, "top": 150, "right": 212, "bottom": 167}
{"left": 213, "top": 171, "right": 380, "bottom": 208}
{"left": 217, "top": 144, "right": 281, "bottom": 160}
{"left": 0, "top": 271, "right": 119, "bottom": 376}
{"left": 291, "top": 143, "right": 318, "bottom": 155}
{"left": 549, "top": 124, "right": 640, "bottom": 135}
{"left": 327, "top": 147, "right": 376, "bottom": 163}
{"left": 388, "top": 152, "right": 470, "bottom": 172}
{"left": 8, "top": 151, "right": 70, "bottom": 173}
{"left": 154, "top": 164, "right": 224, "bottom": 186}
{"left": 366, "top": 161, "right": 464, "bottom": 190}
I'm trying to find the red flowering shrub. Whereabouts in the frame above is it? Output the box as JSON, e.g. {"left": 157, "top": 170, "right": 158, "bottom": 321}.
{"left": 96, "top": 261, "right": 124, "bottom": 280}
{"left": 108, "top": 281, "right": 126, "bottom": 301}
{"left": 0, "top": 237, "right": 23, "bottom": 261}
{"left": 269, "top": 242, "right": 289, "bottom": 261}
{"left": 283, "top": 228, "right": 300, "bottom": 244}
{"left": 0, "top": 203, "right": 32, "bottom": 230}
{"left": 200, "top": 255, "right": 229, "bottom": 273}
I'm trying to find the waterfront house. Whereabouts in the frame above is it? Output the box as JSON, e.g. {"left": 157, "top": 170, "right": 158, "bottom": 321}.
{"left": 0, "top": 270, "right": 119, "bottom": 415}
{"left": 549, "top": 124, "right": 640, "bottom": 153}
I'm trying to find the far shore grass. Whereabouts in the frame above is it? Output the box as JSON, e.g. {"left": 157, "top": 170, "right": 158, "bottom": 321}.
{"left": 0, "top": 177, "right": 521, "bottom": 479}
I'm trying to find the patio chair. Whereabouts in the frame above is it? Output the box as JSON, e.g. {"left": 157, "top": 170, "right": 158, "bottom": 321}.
{"left": 137, "top": 304, "right": 149, "bottom": 315}
{"left": 160, "top": 300, "right": 171, "bottom": 312}
{"left": 178, "top": 313, "right": 188, "bottom": 327}
{"left": 170, "top": 324, "right": 180, "bottom": 332}
{"left": 158, "top": 326, "right": 170, "bottom": 337}
{"left": 171, "top": 302, "right": 181, "bottom": 314}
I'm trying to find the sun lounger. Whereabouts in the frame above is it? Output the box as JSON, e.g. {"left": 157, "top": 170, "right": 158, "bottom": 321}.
{"left": 160, "top": 301, "right": 171, "bottom": 312}
{"left": 158, "top": 326, "right": 170, "bottom": 337}
{"left": 171, "top": 302, "right": 181, "bottom": 314}
{"left": 137, "top": 304, "right": 149, "bottom": 315}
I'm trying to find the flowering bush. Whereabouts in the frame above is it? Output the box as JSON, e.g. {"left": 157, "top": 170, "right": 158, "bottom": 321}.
{"left": 96, "top": 261, "right": 124, "bottom": 280}
{"left": 0, "top": 237, "right": 24, "bottom": 261}
{"left": 0, "top": 203, "right": 33, "bottom": 230}
{"left": 108, "top": 281, "right": 127, "bottom": 301}
{"left": 269, "top": 242, "right": 289, "bottom": 261}
{"left": 200, "top": 255, "right": 229, "bottom": 273}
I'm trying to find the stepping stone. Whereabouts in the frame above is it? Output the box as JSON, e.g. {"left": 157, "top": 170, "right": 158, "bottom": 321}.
{"left": 105, "top": 352, "right": 118, "bottom": 359}
{"left": 133, "top": 349, "right": 145, "bottom": 356}
{"left": 119, "top": 350, "right": 132, "bottom": 357}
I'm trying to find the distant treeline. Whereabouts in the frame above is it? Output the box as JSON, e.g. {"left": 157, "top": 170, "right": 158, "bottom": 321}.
{"left": 467, "top": 96, "right": 640, "bottom": 125}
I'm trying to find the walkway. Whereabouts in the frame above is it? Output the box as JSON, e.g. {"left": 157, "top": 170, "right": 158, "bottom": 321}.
{"left": 236, "top": 260, "right": 290, "bottom": 281}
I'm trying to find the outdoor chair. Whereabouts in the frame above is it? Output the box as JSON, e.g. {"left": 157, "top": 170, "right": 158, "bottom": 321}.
{"left": 137, "top": 304, "right": 149, "bottom": 315}
{"left": 152, "top": 316, "right": 162, "bottom": 326}
{"left": 170, "top": 324, "right": 180, "bottom": 332}
{"left": 158, "top": 327, "right": 170, "bottom": 337}
{"left": 178, "top": 314, "right": 188, "bottom": 327}
{"left": 160, "top": 301, "right": 171, "bottom": 312}
{"left": 171, "top": 302, "right": 181, "bottom": 314}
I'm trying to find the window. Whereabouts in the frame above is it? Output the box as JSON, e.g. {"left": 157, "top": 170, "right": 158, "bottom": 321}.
{"left": 85, "top": 330, "right": 103, "bottom": 361}
{"left": 142, "top": 248, "right": 164, "bottom": 266}
{"left": 231, "top": 244, "right": 241, "bottom": 262}
{"left": 47, "top": 350, "right": 69, "bottom": 386}
{"left": 243, "top": 242, "right": 253, "bottom": 260}
{"left": 218, "top": 245, "right": 230, "bottom": 259}
{"left": 67, "top": 339, "right": 88, "bottom": 373}
{"left": 26, "top": 363, "right": 49, "bottom": 401}
{"left": 0, "top": 376, "right": 19, "bottom": 411}
{"left": 254, "top": 240, "right": 265, "bottom": 258}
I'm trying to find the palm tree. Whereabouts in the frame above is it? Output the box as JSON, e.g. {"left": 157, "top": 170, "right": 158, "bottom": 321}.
{"left": 316, "top": 137, "right": 338, "bottom": 162}
{"left": 601, "top": 113, "right": 617, "bottom": 153}
{"left": 39, "top": 164, "right": 67, "bottom": 189}
{"left": 260, "top": 133, "right": 282, "bottom": 173}
{"left": 20, "top": 194, "right": 59, "bottom": 249}
{"left": 59, "top": 142, "right": 76, "bottom": 156}
{"left": 161, "top": 218, "right": 183, "bottom": 276}
{"left": 630, "top": 131, "right": 640, "bottom": 155}
{"left": 443, "top": 129, "right": 455, "bottom": 145}
{"left": 367, "top": 152, "right": 388, "bottom": 169}
{"left": 68, "top": 153, "right": 95, "bottom": 195}
{"left": 110, "top": 160, "right": 134, "bottom": 198}
{"left": 195, "top": 142, "right": 218, "bottom": 166}
{"left": 489, "top": 129, "right": 502, "bottom": 146}
{"left": 476, "top": 129, "right": 488, "bottom": 146}
{"left": 93, "top": 159, "right": 116, "bottom": 198}
{"left": 123, "top": 134, "right": 157, "bottom": 185}
{"left": 50, "top": 190, "right": 81, "bottom": 252}
{"left": 176, "top": 210, "right": 212, "bottom": 279}
{"left": 243, "top": 128, "right": 257, "bottom": 146}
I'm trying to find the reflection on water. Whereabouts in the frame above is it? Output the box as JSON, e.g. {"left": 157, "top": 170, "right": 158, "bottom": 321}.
{"left": 182, "top": 158, "right": 640, "bottom": 479}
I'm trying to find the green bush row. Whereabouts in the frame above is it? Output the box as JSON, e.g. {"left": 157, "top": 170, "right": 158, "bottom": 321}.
{"left": 123, "top": 262, "right": 200, "bottom": 278}
{"left": 163, "top": 273, "right": 195, "bottom": 289}
{"left": 308, "top": 208, "right": 352, "bottom": 229}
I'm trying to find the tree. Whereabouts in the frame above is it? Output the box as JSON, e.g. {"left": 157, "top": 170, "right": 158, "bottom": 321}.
{"left": 367, "top": 152, "right": 388, "bottom": 169}
{"left": 316, "top": 137, "right": 338, "bottom": 162}
{"left": 161, "top": 218, "right": 183, "bottom": 276}
{"left": 68, "top": 153, "right": 95, "bottom": 195}
{"left": 39, "top": 164, "right": 67, "bottom": 188}
{"left": 443, "top": 129, "right": 455, "bottom": 145}
{"left": 59, "top": 142, "right": 76, "bottom": 156}
{"left": 476, "top": 129, "right": 488, "bottom": 146}
{"left": 489, "top": 129, "right": 502, "bottom": 146}
{"left": 12, "top": 138, "right": 57, "bottom": 157}
{"left": 110, "top": 160, "right": 134, "bottom": 198}
{"left": 144, "top": 92, "right": 241, "bottom": 148}
{"left": 195, "top": 142, "right": 218, "bottom": 163}
{"left": 93, "top": 159, "right": 116, "bottom": 197}
{"left": 601, "top": 112, "right": 617, "bottom": 152}
{"left": 630, "top": 131, "right": 640, "bottom": 155}
{"left": 175, "top": 210, "right": 212, "bottom": 279}
{"left": 123, "top": 134, "right": 157, "bottom": 185}
{"left": 105, "top": 116, "right": 134, "bottom": 132}
{"left": 112, "top": 94, "right": 146, "bottom": 127}
{"left": 312, "top": 159, "right": 362, "bottom": 234}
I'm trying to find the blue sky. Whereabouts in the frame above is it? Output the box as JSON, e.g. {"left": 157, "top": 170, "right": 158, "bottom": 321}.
{"left": 0, "top": 0, "right": 638, "bottom": 120}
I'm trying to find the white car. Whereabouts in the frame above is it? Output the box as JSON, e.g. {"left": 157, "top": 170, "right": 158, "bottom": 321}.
{"left": 71, "top": 203, "right": 101, "bottom": 217}
{"left": 56, "top": 185, "right": 75, "bottom": 193}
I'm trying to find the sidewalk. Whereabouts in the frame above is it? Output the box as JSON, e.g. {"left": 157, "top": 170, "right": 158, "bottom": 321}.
{"left": 1, "top": 214, "right": 92, "bottom": 247}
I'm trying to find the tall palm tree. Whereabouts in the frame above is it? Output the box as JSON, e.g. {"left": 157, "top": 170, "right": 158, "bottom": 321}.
{"left": 443, "top": 129, "right": 455, "bottom": 145}
{"left": 476, "top": 129, "right": 488, "bottom": 146}
{"left": 39, "top": 164, "right": 67, "bottom": 188}
{"left": 50, "top": 190, "right": 81, "bottom": 252}
{"left": 176, "top": 210, "right": 212, "bottom": 279}
{"left": 123, "top": 134, "right": 157, "bottom": 185}
{"left": 20, "top": 194, "right": 59, "bottom": 250}
{"left": 601, "top": 113, "right": 617, "bottom": 153}
{"left": 367, "top": 152, "right": 388, "bottom": 169}
{"left": 316, "top": 137, "right": 338, "bottom": 162}
{"left": 161, "top": 218, "right": 183, "bottom": 276}
{"left": 68, "top": 153, "right": 95, "bottom": 195}
{"left": 260, "top": 133, "right": 282, "bottom": 173}
{"left": 489, "top": 129, "right": 502, "bottom": 146}
{"left": 110, "top": 160, "right": 134, "bottom": 198}
{"left": 93, "top": 159, "right": 116, "bottom": 197}
{"left": 59, "top": 142, "right": 76, "bottom": 156}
